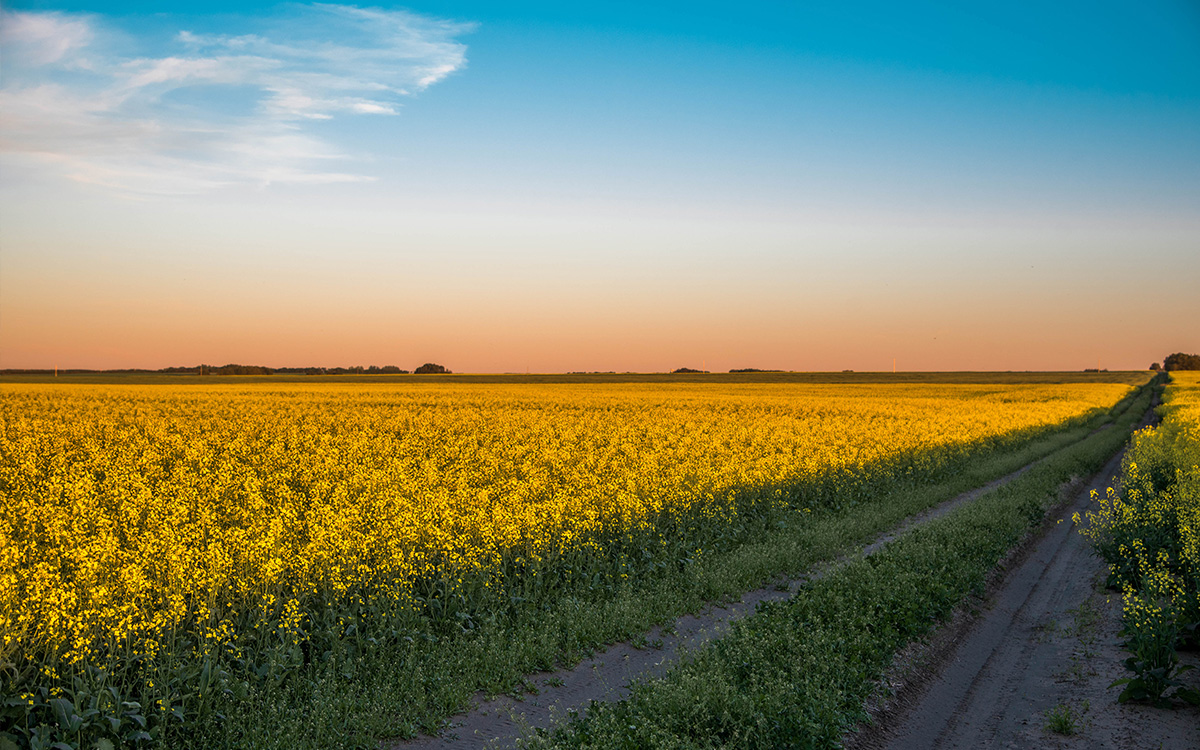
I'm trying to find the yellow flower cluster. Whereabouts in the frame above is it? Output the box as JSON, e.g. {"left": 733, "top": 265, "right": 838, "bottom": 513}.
{"left": 1, "top": 380, "right": 1129, "bottom": 671}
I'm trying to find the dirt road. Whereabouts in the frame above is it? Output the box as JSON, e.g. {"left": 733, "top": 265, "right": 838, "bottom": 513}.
{"left": 856, "top": 411, "right": 1200, "bottom": 750}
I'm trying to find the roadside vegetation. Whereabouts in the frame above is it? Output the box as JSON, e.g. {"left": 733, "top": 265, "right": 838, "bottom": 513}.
{"left": 0, "top": 377, "right": 1148, "bottom": 749}
{"left": 1078, "top": 371, "right": 1200, "bottom": 707}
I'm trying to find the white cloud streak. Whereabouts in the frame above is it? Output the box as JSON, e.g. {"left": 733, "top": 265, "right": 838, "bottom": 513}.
{"left": 0, "top": 5, "right": 472, "bottom": 195}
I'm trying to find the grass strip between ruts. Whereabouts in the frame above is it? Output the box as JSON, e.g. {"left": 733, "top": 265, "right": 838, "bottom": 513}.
{"left": 524, "top": 386, "right": 1154, "bottom": 749}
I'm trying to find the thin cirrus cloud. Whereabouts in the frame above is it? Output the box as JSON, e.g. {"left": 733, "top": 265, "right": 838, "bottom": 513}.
{"left": 0, "top": 4, "right": 473, "bottom": 195}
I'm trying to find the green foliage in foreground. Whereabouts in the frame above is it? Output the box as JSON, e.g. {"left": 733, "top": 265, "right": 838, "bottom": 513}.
{"left": 525, "top": 388, "right": 1152, "bottom": 749}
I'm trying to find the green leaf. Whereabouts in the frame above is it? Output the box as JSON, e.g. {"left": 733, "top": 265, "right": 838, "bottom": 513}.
{"left": 50, "top": 697, "right": 79, "bottom": 731}
{"left": 199, "top": 659, "right": 212, "bottom": 695}
{"left": 1175, "top": 687, "right": 1200, "bottom": 706}
{"left": 1117, "top": 679, "right": 1157, "bottom": 704}
{"left": 92, "top": 740, "right": 116, "bottom": 750}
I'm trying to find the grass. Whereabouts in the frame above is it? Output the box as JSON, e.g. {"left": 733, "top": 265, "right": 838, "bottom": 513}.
{"left": 1043, "top": 701, "right": 1089, "bottom": 736}
{"left": 521, "top": 385, "right": 1151, "bottom": 749}
{"left": 169, "top": 383, "right": 1154, "bottom": 749}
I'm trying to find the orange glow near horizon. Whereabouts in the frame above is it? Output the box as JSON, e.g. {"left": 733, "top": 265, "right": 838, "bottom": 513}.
{"left": 2, "top": 259, "right": 1194, "bottom": 373}
{"left": 2, "top": 144, "right": 1197, "bottom": 376}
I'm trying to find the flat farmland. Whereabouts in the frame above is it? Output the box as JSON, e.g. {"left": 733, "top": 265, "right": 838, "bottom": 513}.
{"left": 0, "top": 374, "right": 1152, "bottom": 748}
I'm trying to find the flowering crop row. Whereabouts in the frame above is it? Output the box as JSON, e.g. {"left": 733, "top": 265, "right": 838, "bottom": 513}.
{"left": 1, "top": 380, "right": 1131, "bottom": 746}
{"left": 1079, "top": 372, "right": 1200, "bottom": 706}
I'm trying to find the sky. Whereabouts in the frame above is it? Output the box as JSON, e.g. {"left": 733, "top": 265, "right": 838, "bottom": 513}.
{"left": 1, "top": 1, "right": 1198, "bottom": 372}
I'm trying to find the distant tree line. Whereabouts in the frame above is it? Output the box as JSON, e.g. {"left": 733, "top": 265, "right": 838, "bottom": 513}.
{"left": 276, "top": 365, "right": 410, "bottom": 375}
{"left": 160, "top": 363, "right": 424, "bottom": 375}
{"left": 1161, "top": 352, "right": 1200, "bottom": 371}
{"left": 0, "top": 363, "right": 458, "bottom": 376}
{"left": 0, "top": 369, "right": 160, "bottom": 375}
{"left": 413, "top": 363, "right": 451, "bottom": 374}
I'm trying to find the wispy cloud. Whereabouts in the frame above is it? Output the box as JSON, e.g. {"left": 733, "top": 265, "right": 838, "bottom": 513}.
{"left": 0, "top": 4, "right": 473, "bottom": 195}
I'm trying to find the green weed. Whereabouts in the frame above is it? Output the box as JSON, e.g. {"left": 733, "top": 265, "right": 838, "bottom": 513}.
{"left": 1043, "top": 700, "right": 1088, "bottom": 735}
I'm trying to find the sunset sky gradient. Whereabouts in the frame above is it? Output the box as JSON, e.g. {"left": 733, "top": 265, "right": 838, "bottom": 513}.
{"left": 2, "top": 1, "right": 1198, "bottom": 372}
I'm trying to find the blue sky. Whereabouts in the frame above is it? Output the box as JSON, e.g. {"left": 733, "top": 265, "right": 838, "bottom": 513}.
{"left": 1, "top": 2, "right": 1198, "bottom": 370}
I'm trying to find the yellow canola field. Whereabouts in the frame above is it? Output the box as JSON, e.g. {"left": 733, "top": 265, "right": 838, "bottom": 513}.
{"left": 1, "top": 381, "right": 1131, "bottom": 668}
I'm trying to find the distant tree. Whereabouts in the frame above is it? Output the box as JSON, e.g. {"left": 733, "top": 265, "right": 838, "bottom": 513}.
{"left": 203, "top": 363, "right": 275, "bottom": 375}
{"left": 673, "top": 367, "right": 706, "bottom": 374}
{"left": 1149, "top": 362, "right": 1162, "bottom": 371}
{"left": 1163, "top": 352, "right": 1200, "bottom": 371}
{"left": 415, "top": 363, "right": 450, "bottom": 374}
